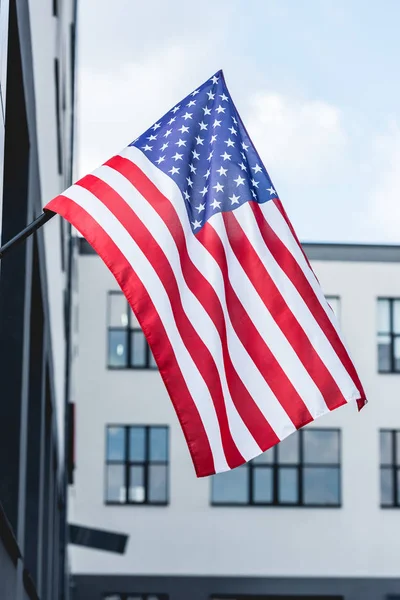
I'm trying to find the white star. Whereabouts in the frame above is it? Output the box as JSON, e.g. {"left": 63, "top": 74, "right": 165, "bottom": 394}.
{"left": 213, "top": 182, "right": 224, "bottom": 193}
{"left": 183, "top": 112, "right": 193, "bottom": 120}
{"left": 161, "top": 142, "right": 169, "bottom": 151}
{"left": 199, "top": 121, "right": 208, "bottom": 130}
{"left": 220, "top": 151, "right": 231, "bottom": 161}
{"left": 267, "top": 186, "right": 277, "bottom": 195}
{"left": 210, "top": 134, "right": 218, "bottom": 143}
{"left": 252, "top": 164, "right": 262, "bottom": 174}
{"left": 229, "top": 126, "right": 237, "bottom": 135}
{"left": 186, "top": 176, "right": 193, "bottom": 187}
{"left": 192, "top": 149, "right": 200, "bottom": 160}
{"left": 210, "top": 75, "right": 219, "bottom": 84}
{"left": 220, "top": 93, "right": 229, "bottom": 102}
{"left": 251, "top": 189, "right": 257, "bottom": 199}
{"left": 195, "top": 135, "right": 204, "bottom": 145}
{"left": 156, "top": 155, "right": 166, "bottom": 164}
{"left": 192, "top": 219, "right": 202, "bottom": 229}
{"left": 183, "top": 190, "right": 190, "bottom": 200}
{"left": 229, "top": 194, "right": 240, "bottom": 205}
{"left": 240, "top": 151, "right": 246, "bottom": 160}
{"left": 187, "top": 100, "right": 196, "bottom": 107}
{"left": 239, "top": 162, "right": 247, "bottom": 171}
{"left": 225, "top": 138, "right": 235, "bottom": 147}
{"left": 242, "top": 142, "right": 249, "bottom": 151}
{"left": 147, "top": 134, "right": 157, "bottom": 141}
{"left": 172, "top": 105, "right": 180, "bottom": 114}
{"left": 203, "top": 106, "right": 212, "bottom": 115}
{"left": 152, "top": 122, "right": 161, "bottom": 131}
{"left": 200, "top": 186, "right": 209, "bottom": 197}
{"left": 168, "top": 117, "right": 176, "bottom": 125}
{"left": 169, "top": 166, "right": 180, "bottom": 175}
{"left": 192, "top": 89, "right": 200, "bottom": 96}
{"left": 234, "top": 175, "right": 245, "bottom": 186}
{"left": 204, "top": 168, "right": 211, "bottom": 179}
{"left": 207, "top": 151, "right": 214, "bottom": 162}
{"left": 196, "top": 203, "right": 206, "bottom": 213}
{"left": 164, "top": 129, "right": 172, "bottom": 138}
{"left": 176, "top": 139, "right": 187, "bottom": 147}
{"left": 251, "top": 178, "right": 259, "bottom": 188}
{"left": 189, "top": 163, "right": 197, "bottom": 174}
{"left": 213, "top": 119, "right": 221, "bottom": 128}
{"left": 211, "top": 198, "right": 221, "bottom": 209}
{"left": 232, "top": 116, "right": 238, "bottom": 125}
{"left": 207, "top": 91, "right": 215, "bottom": 101}
{"left": 172, "top": 152, "right": 183, "bottom": 161}
{"left": 141, "top": 144, "right": 152, "bottom": 152}
{"left": 179, "top": 125, "right": 189, "bottom": 134}
{"left": 216, "top": 105, "right": 226, "bottom": 114}
{"left": 217, "top": 166, "right": 228, "bottom": 176}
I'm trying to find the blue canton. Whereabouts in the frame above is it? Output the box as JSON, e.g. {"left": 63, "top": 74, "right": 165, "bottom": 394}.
{"left": 130, "top": 70, "right": 278, "bottom": 233}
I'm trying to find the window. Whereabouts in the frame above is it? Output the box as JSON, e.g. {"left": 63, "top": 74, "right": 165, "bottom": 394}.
{"left": 54, "top": 58, "right": 62, "bottom": 174}
{"left": 380, "top": 430, "right": 400, "bottom": 507}
{"left": 107, "top": 292, "right": 157, "bottom": 369}
{"left": 377, "top": 298, "right": 400, "bottom": 373}
{"left": 325, "top": 295, "right": 340, "bottom": 321}
{"left": 104, "top": 595, "right": 168, "bottom": 600}
{"left": 212, "top": 429, "right": 341, "bottom": 507}
{"left": 105, "top": 426, "right": 169, "bottom": 505}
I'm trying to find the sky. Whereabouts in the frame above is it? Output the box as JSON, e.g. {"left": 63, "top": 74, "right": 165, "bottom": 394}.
{"left": 76, "top": 0, "right": 400, "bottom": 244}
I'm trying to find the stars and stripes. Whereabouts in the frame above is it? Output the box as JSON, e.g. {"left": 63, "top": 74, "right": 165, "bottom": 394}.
{"left": 45, "top": 70, "right": 366, "bottom": 477}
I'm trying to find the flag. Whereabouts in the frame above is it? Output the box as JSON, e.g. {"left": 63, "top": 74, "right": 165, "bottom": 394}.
{"left": 46, "top": 70, "right": 366, "bottom": 477}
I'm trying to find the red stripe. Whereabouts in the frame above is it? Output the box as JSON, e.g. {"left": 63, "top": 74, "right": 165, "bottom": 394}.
{"left": 223, "top": 209, "right": 347, "bottom": 412}
{"left": 104, "top": 156, "right": 281, "bottom": 456}
{"left": 257, "top": 200, "right": 366, "bottom": 409}
{"left": 196, "top": 219, "right": 314, "bottom": 429}
{"left": 46, "top": 194, "right": 216, "bottom": 477}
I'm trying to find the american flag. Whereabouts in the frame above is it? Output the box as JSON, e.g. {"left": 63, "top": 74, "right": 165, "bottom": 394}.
{"left": 46, "top": 70, "right": 366, "bottom": 477}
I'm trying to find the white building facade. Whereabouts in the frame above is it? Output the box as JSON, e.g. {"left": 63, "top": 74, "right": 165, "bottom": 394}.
{"left": 70, "top": 240, "right": 400, "bottom": 600}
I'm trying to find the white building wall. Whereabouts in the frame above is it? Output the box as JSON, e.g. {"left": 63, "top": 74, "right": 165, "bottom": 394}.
{"left": 70, "top": 252, "right": 400, "bottom": 578}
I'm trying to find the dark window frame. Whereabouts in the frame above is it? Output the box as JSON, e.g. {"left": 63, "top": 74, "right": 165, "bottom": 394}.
{"left": 54, "top": 58, "right": 63, "bottom": 174}
{"left": 107, "top": 291, "right": 157, "bottom": 370}
{"left": 211, "top": 429, "right": 341, "bottom": 508}
{"left": 378, "top": 297, "right": 400, "bottom": 374}
{"left": 105, "top": 425, "right": 169, "bottom": 507}
{"left": 103, "top": 595, "right": 168, "bottom": 600}
{"left": 380, "top": 429, "right": 400, "bottom": 508}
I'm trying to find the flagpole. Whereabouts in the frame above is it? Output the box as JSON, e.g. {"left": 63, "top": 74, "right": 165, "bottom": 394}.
{"left": 0, "top": 210, "right": 56, "bottom": 260}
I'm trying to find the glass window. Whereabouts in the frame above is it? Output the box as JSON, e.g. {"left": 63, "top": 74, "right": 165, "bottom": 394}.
{"left": 380, "top": 430, "right": 400, "bottom": 507}
{"left": 105, "top": 426, "right": 169, "bottom": 505}
{"left": 377, "top": 299, "right": 400, "bottom": 373}
{"left": 107, "top": 292, "right": 157, "bottom": 370}
{"left": 211, "top": 429, "right": 341, "bottom": 507}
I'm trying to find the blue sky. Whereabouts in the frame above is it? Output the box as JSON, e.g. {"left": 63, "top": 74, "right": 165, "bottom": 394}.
{"left": 77, "top": 0, "right": 400, "bottom": 243}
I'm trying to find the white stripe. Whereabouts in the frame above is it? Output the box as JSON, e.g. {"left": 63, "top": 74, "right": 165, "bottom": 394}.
{"left": 235, "top": 203, "right": 358, "bottom": 402}
{"left": 118, "top": 148, "right": 297, "bottom": 440}
{"left": 63, "top": 182, "right": 229, "bottom": 473}
{"left": 94, "top": 163, "right": 261, "bottom": 462}
{"left": 209, "top": 211, "right": 329, "bottom": 419}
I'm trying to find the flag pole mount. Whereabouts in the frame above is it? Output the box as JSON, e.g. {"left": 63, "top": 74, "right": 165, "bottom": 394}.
{"left": 0, "top": 210, "right": 56, "bottom": 260}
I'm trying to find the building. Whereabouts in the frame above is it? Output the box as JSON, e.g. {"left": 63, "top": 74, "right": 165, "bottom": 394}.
{"left": 70, "top": 240, "right": 400, "bottom": 600}
{"left": 0, "top": 0, "right": 77, "bottom": 598}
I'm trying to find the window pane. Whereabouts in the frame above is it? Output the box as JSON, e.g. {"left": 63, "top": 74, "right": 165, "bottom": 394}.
{"left": 397, "top": 469, "right": 400, "bottom": 505}
{"left": 131, "top": 331, "right": 147, "bottom": 367}
{"left": 109, "top": 293, "right": 129, "bottom": 327}
{"left": 105, "top": 596, "right": 122, "bottom": 600}
{"left": 149, "top": 348, "right": 158, "bottom": 369}
{"left": 149, "top": 428, "right": 168, "bottom": 462}
{"left": 107, "top": 427, "right": 125, "bottom": 461}
{"left": 253, "top": 466, "right": 273, "bottom": 503}
{"left": 252, "top": 447, "right": 274, "bottom": 464}
{"left": 278, "top": 467, "right": 299, "bottom": 504}
{"left": 277, "top": 433, "right": 299, "bottom": 464}
{"left": 129, "top": 465, "right": 145, "bottom": 503}
{"left": 212, "top": 466, "right": 249, "bottom": 504}
{"left": 378, "top": 299, "right": 390, "bottom": 333}
{"left": 108, "top": 330, "right": 128, "bottom": 367}
{"left": 394, "top": 337, "right": 400, "bottom": 373}
{"left": 129, "top": 427, "right": 146, "bottom": 462}
{"left": 394, "top": 300, "right": 400, "bottom": 334}
{"left": 303, "top": 430, "right": 339, "bottom": 464}
{"left": 380, "top": 431, "right": 393, "bottom": 466}
{"left": 381, "top": 467, "right": 394, "bottom": 506}
{"left": 303, "top": 467, "right": 340, "bottom": 505}
{"left": 106, "top": 465, "right": 126, "bottom": 503}
{"left": 148, "top": 465, "right": 168, "bottom": 503}
{"left": 326, "top": 296, "right": 340, "bottom": 321}
{"left": 378, "top": 334, "right": 391, "bottom": 372}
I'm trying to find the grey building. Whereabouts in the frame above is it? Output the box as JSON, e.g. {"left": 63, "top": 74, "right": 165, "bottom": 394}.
{"left": 0, "top": 0, "right": 77, "bottom": 598}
